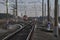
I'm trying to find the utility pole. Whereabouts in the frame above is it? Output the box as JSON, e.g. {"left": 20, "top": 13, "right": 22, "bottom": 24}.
{"left": 15, "top": 0, "right": 18, "bottom": 22}
{"left": 45, "top": 3, "right": 46, "bottom": 16}
{"left": 47, "top": 0, "right": 50, "bottom": 21}
{"left": 13, "top": 9, "right": 15, "bottom": 16}
{"left": 15, "top": 0, "right": 17, "bottom": 16}
{"left": 34, "top": 3, "right": 36, "bottom": 17}
{"left": 42, "top": 0, "right": 44, "bottom": 24}
{"left": 6, "top": 0, "right": 8, "bottom": 19}
{"left": 47, "top": 0, "right": 51, "bottom": 30}
{"left": 21, "top": 13, "right": 23, "bottom": 17}
{"left": 58, "top": 4, "right": 59, "bottom": 16}
{"left": 24, "top": 4, "right": 27, "bottom": 15}
{"left": 54, "top": 0, "right": 58, "bottom": 37}
{"left": 25, "top": 10, "right": 26, "bottom": 15}
{"left": 33, "top": 3, "right": 36, "bottom": 17}
{"left": 6, "top": 0, "right": 9, "bottom": 24}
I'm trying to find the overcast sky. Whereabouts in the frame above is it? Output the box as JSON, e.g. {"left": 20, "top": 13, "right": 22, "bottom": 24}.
{"left": 0, "top": 0, "right": 60, "bottom": 17}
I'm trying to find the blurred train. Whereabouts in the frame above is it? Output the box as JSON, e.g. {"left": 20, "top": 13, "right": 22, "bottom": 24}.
{"left": 23, "top": 15, "right": 28, "bottom": 21}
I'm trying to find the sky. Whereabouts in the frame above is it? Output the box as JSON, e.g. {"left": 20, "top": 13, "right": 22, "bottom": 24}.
{"left": 0, "top": 0, "right": 60, "bottom": 17}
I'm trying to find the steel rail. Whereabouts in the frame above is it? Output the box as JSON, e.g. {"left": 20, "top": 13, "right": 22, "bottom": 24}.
{"left": 2, "top": 22, "right": 34, "bottom": 40}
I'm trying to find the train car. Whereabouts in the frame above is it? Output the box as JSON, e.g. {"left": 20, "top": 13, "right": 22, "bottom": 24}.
{"left": 23, "top": 15, "right": 28, "bottom": 21}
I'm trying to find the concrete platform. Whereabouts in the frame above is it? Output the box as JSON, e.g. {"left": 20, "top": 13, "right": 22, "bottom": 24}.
{"left": 31, "top": 27, "right": 60, "bottom": 40}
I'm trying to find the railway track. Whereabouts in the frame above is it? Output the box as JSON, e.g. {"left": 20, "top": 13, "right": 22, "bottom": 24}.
{"left": 2, "top": 22, "right": 35, "bottom": 40}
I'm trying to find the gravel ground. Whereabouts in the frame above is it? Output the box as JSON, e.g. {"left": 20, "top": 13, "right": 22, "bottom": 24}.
{"left": 31, "top": 28, "right": 60, "bottom": 40}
